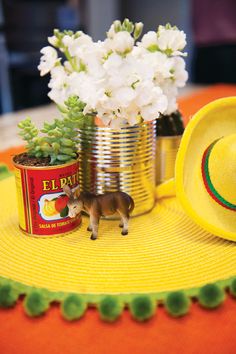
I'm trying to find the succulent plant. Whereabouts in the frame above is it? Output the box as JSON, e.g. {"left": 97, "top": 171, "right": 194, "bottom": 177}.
{"left": 156, "top": 111, "right": 185, "bottom": 136}
{"left": 18, "top": 96, "right": 94, "bottom": 165}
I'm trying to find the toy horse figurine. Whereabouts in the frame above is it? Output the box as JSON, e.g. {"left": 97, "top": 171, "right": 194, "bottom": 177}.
{"left": 63, "top": 185, "right": 135, "bottom": 240}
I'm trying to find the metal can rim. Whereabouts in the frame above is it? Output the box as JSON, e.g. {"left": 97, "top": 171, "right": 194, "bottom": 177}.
{"left": 12, "top": 154, "right": 79, "bottom": 171}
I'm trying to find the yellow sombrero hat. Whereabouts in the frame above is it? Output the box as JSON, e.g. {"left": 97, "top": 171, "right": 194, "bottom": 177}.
{"left": 176, "top": 97, "right": 236, "bottom": 242}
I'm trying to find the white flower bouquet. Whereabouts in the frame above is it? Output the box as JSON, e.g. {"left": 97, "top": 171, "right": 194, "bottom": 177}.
{"left": 38, "top": 19, "right": 188, "bottom": 129}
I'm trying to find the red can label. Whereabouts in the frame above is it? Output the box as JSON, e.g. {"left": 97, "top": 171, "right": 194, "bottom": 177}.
{"left": 14, "top": 160, "right": 81, "bottom": 236}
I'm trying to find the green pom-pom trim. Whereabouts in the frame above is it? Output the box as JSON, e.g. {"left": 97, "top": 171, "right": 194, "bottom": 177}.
{"left": 24, "top": 290, "right": 49, "bottom": 317}
{"left": 61, "top": 294, "right": 87, "bottom": 321}
{"left": 0, "top": 276, "right": 235, "bottom": 321}
{"left": 129, "top": 296, "right": 156, "bottom": 321}
{"left": 98, "top": 296, "right": 123, "bottom": 322}
{"left": 165, "top": 291, "right": 190, "bottom": 317}
{"left": 198, "top": 284, "right": 225, "bottom": 309}
{"left": 229, "top": 278, "right": 236, "bottom": 298}
{"left": 0, "top": 284, "right": 18, "bottom": 308}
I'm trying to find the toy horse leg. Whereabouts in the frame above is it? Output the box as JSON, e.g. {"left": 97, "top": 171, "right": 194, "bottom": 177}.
{"left": 87, "top": 222, "right": 92, "bottom": 232}
{"left": 118, "top": 211, "right": 129, "bottom": 236}
{"left": 90, "top": 214, "right": 99, "bottom": 240}
{"left": 121, "top": 215, "right": 129, "bottom": 235}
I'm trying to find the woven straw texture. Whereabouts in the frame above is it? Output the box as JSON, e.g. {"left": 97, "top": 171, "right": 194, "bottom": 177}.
{"left": 0, "top": 175, "right": 235, "bottom": 295}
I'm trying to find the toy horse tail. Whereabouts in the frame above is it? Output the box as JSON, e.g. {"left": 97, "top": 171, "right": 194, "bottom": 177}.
{"left": 128, "top": 196, "right": 135, "bottom": 214}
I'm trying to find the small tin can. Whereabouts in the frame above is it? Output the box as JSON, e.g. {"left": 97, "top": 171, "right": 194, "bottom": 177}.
{"left": 12, "top": 156, "right": 81, "bottom": 236}
{"left": 155, "top": 135, "right": 182, "bottom": 185}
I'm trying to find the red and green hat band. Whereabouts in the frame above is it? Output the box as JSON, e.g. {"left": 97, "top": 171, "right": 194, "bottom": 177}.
{"left": 201, "top": 138, "right": 236, "bottom": 211}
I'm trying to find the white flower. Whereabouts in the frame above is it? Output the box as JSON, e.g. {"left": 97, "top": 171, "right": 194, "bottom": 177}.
{"left": 142, "top": 51, "right": 174, "bottom": 84}
{"left": 96, "top": 95, "right": 119, "bottom": 112}
{"left": 160, "top": 58, "right": 187, "bottom": 114}
{"left": 139, "top": 31, "right": 158, "bottom": 50}
{"left": 160, "top": 82, "right": 178, "bottom": 114}
{"left": 48, "top": 35, "right": 59, "bottom": 47}
{"left": 68, "top": 71, "right": 105, "bottom": 110}
{"left": 166, "top": 97, "right": 177, "bottom": 114}
{"left": 135, "top": 81, "right": 157, "bottom": 106}
{"left": 109, "top": 31, "right": 134, "bottom": 54}
{"left": 48, "top": 66, "right": 67, "bottom": 90}
{"left": 157, "top": 25, "right": 186, "bottom": 56}
{"left": 109, "top": 116, "right": 127, "bottom": 129}
{"left": 113, "top": 86, "right": 137, "bottom": 107}
{"left": 38, "top": 46, "right": 59, "bottom": 76}
{"left": 141, "top": 96, "right": 167, "bottom": 121}
{"left": 61, "top": 35, "right": 72, "bottom": 49}
{"left": 47, "top": 66, "right": 70, "bottom": 105}
{"left": 139, "top": 86, "right": 167, "bottom": 120}
{"left": 164, "top": 93, "right": 178, "bottom": 114}
{"left": 48, "top": 88, "right": 70, "bottom": 106}
{"left": 80, "top": 80, "right": 105, "bottom": 110}
{"left": 75, "top": 41, "right": 106, "bottom": 78}
{"left": 103, "top": 52, "right": 123, "bottom": 70}
{"left": 117, "top": 104, "right": 140, "bottom": 126}
{"left": 41, "top": 22, "right": 188, "bottom": 128}
{"left": 106, "top": 21, "right": 123, "bottom": 39}
{"left": 64, "top": 60, "right": 73, "bottom": 72}
{"left": 171, "top": 57, "right": 188, "bottom": 87}
{"left": 62, "top": 33, "right": 93, "bottom": 56}
{"left": 106, "top": 24, "right": 116, "bottom": 39}
{"left": 104, "top": 53, "right": 135, "bottom": 89}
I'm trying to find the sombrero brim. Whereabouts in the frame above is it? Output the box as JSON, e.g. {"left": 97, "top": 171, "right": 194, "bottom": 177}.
{"left": 175, "top": 97, "right": 236, "bottom": 241}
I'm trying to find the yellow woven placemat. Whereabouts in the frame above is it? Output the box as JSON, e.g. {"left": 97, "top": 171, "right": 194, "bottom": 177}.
{"left": 0, "top": 176, "right": 235, "bottom": 296}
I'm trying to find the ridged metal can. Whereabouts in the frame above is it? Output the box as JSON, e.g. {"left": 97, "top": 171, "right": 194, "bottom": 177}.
{"left": 77, "top": 121, "right": 156, "bottom": 217}
{"left": 155, "top": 135, "right": 182, "bottom": 185}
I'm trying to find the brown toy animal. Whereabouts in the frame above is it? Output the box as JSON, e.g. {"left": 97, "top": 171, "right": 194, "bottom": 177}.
{"left": 63, "top": 185, "right": 135, "bottom": 240}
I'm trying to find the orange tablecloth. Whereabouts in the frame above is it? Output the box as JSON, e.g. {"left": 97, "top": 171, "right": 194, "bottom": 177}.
{"left": 1, "top": 84, "right": 236, "bottom": 354}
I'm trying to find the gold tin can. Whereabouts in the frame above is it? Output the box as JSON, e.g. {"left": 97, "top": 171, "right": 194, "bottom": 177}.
{"left": 77, "top": 121, "right": 156, "bottom": 217}
{"left": 155, "top": 135, "right": 182, "bottom": 185}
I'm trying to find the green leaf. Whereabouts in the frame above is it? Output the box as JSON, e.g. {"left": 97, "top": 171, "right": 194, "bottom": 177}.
{"left": 60, "top": 147, "right": 74, "bottom": 155}
{"left": 60, "top": 205, "right": 69, "bottom": 217}
{"left": 56, "top": 154, "right": 71, "bottom": 162}
{"left": 52, "top": 142, "right": 60, "bottom": 151}
{"left": 61, "top": 138, "right": 73, "bottom": 147}
{"left": 35, "top": 152, "right": 43, "bottom": 158}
